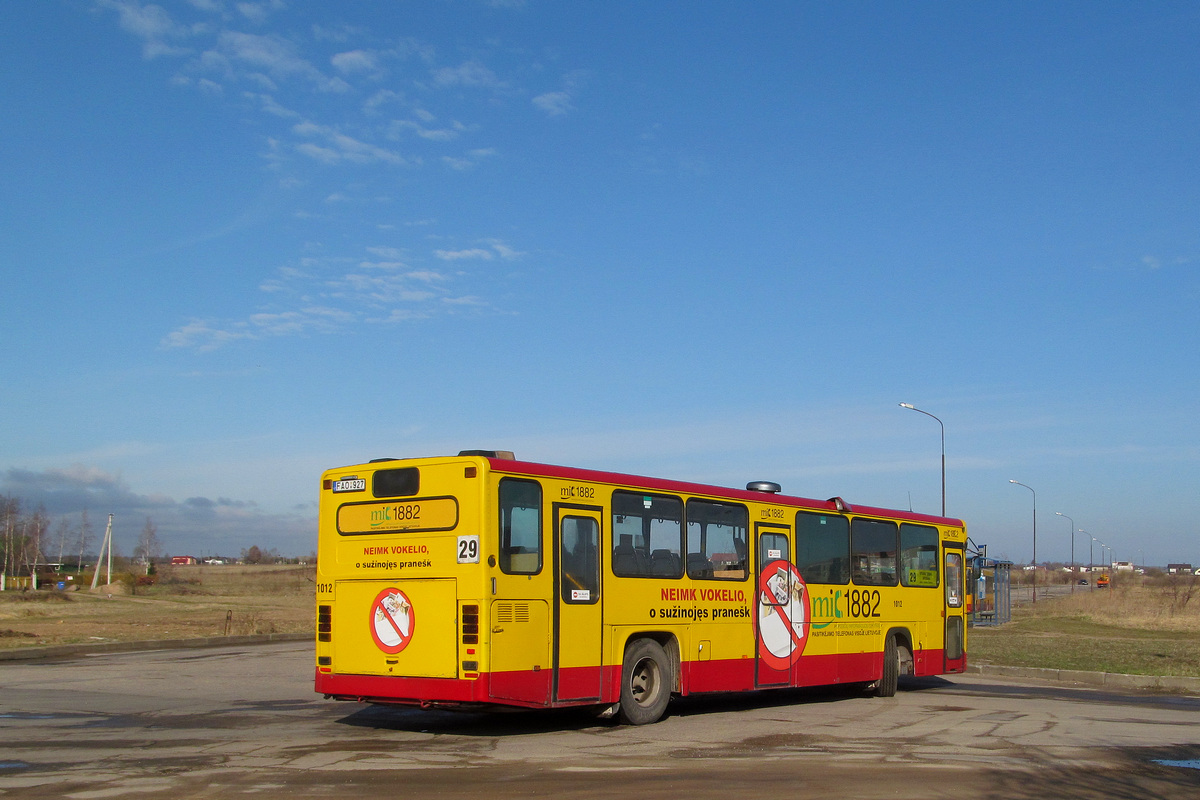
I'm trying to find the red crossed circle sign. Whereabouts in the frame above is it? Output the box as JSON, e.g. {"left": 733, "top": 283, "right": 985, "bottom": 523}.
{"left": 369, "top": 587, "right": 415, "bottom": 654}
{"left": 756, "top": 560, "right": 810, "bottom": 670}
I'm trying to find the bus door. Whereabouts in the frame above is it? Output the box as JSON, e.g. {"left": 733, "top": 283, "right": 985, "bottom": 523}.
{"left": 552, "top": 504, "right": 603, "bottom": 702}
{"left": 755, "top": 522, "right": 804, "bottom": 687}
{"left": 943, "top": 542, "right": 966, "bottom": 673}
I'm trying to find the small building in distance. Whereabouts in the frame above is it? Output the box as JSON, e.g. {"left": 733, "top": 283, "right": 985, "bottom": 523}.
{"left": 170, "top": 556, "right": 199, "bottom": 565}
{"left": 1166, "top": 563, "right": 1194, "bottom": 575}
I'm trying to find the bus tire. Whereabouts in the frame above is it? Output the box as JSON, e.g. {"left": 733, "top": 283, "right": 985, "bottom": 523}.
{"left": 874, "top": 635, "right": 899, "bottom": 698}
{"left": 618, "top": 638, "right": 671, "bottom": 725}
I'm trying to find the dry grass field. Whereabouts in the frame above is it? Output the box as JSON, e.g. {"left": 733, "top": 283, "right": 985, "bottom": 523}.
{"left": 969, "top": 576, "right": 1200, "bottom": 677}
{"left": 3, "top": 567, "right": 1199, "bottom": 679}
{"left": 0, "top": 564, "right": 315, "bottom": 649}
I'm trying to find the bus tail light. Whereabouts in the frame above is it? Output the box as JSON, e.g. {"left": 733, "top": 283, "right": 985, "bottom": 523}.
{"left": 461, "top": 604, "right": 479, "bottom": 644}
{"left": 318, "top": 604, "right": 332, "bottom": 642}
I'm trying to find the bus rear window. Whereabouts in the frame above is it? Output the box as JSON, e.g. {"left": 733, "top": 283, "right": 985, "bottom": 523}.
{"left": 373, "top": 467, "right": 419, "bottom": 498}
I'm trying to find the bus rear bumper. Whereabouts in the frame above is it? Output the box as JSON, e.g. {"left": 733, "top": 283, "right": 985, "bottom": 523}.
{"left": 316, "top": 669, "right": 493, "bottom": 706}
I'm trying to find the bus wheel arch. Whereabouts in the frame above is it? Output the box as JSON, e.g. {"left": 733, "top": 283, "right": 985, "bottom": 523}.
{"left": 617, "top": 636, "right": 676, "bottom": 725}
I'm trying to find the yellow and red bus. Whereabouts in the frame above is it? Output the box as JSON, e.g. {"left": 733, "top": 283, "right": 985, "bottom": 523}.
{"left": 315, "top": 451, "right": 967, "bottom": 724}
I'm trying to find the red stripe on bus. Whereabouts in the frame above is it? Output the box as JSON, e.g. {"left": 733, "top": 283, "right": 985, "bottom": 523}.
{"left": 488, "top": 458, "right": 963, "bottom": 526}
{"left": 315, "top": 648, "right": 959, "bottom": 709}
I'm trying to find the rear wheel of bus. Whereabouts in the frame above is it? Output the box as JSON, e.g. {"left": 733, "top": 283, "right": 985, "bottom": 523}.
{"left": 618, "top": 638, "right": 672, "bottom": 725}
{"left": 874, "top": 635, "right": 900, "bottom": 697}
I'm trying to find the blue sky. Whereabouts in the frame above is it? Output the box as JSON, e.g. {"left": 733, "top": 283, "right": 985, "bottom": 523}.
{"left": 1, "top": 1, "right": 1197, "bottom": 565}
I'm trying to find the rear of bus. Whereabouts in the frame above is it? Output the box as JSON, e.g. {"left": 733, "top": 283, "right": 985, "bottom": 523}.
{"left": 315, "top": 454, "right": 492, "bottom": 707}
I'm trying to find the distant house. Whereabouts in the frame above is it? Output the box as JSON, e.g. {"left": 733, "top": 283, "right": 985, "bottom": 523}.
{"left": 170, "top": 556, "right": 198, "bottom": 565}
{"left": 1113, "top": 561, "right": 1134, "bottom": 572}
{"left": 1167, "top": 563, "right": 1194, "bottom": 575}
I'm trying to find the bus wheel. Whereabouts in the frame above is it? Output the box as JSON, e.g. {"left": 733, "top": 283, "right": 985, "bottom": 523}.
{"left": 619, "top": 639, "right": 671, "bottom": 725}
{"left": 874, "top": 635, "right": 899, "bottom": 698}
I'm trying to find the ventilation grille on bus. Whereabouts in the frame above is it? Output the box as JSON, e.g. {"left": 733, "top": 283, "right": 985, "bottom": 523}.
{"left": 495, "top": 602, "right": 530, "bottom": 623}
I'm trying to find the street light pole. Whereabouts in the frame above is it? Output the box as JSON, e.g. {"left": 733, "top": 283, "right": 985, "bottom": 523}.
{"left": 1010, "top": 480, "right": 1037, "bottom": 602}
{"left": 899, "top": 403, "right": 945, "bottom": 517}
{"left": 1055, "top": 512, "right": 1075, "bottom": 593}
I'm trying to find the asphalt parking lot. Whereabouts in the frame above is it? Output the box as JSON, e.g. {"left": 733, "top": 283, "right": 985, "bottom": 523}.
{"left": 1, "top": 641, "right": 1198, "bottom": 799}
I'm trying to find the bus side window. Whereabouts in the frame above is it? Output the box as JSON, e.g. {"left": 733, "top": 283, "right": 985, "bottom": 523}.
{"left": 612, "top": 491, "right": 682, "bottom": 578}
{"left": 499, "top": 478, "right": 542, "bottom": 575}
{"left": 899, "top": 523, "right": 940, "bottom": 588}
{"left": 850, "top": 518, "right": 899, "bottom": 586}
{"left": 795, "top": 511, "right": 849, "bottom": 584}
{"left": 685, "top": 499, "right": 748, "bottom": 580}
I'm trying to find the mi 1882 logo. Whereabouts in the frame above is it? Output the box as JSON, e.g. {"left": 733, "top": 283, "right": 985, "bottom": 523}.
{"left": 811, "top": 588, "right": 883, "bottom": 628}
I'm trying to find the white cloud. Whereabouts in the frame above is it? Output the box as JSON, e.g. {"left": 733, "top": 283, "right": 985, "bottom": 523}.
{"left": 364, "top": 89, "right": 403, "bottom": 114}
{"left": 331, "top": 49, "right": 380, "bottom": 74}
{"left": 389, "top": 118, "right": 468, "bottom": 142}
{"left": 432, "top": 60, "right": 501, "bottom": 88}
{"left": 292, "top": 120, "right": 407, "bottom": 166}
{"left": 488, "top": 240, "right": 523, "bottom": 260}
{"left": 215, "top": 30, "right": 308, "bottom": 76}
{"left": 204, "top": 29, "right": 349, "bottom": 92}
{"left": 160, "top": 319, "right": 255, "bottom": 352}
{"left": 532, "top": 90, "right": 572, "bottom": 116}
{"left": 435, "top": 248, "right": 494, "bottom": 261}
{"left": 99, "top": 0, "right": 193, "bottom": 58}
{"left": 237, "top": 1, "right": 285, "bottom": 25}
{"left": 365, "top": 246, "right": 405, "bottom": 259}
{"left": 295, "top": 142, "right": 341, "bottom": 164}
{"left": 243, "top": 91, "right": 299, "bottom": 118}
{"left": 440, "top": 147, "right": 494, "bottom": 171}
{"left": 160, "top": 238, "right": 508, "bottom": 351}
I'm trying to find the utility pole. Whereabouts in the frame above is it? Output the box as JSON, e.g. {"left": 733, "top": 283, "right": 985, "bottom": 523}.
{"left": 89, "top": 514, "right": 114, "bottom": 590}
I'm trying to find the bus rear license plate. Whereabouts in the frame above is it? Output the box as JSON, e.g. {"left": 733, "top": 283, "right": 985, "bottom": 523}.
{"left": 333, "top": 479, "right": 366, "bottom": 493}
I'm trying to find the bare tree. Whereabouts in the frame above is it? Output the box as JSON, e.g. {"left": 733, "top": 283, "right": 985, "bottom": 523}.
{"left": 24, "top": 504, "right": 49, "bottom": 578}
{"left": 1, "top": 495, "right": 18, "bottom": 579}
{"left": 133, "top": 517, "right": 162, "bottom": 569}
{"left": 54, "top": 516, "right": 73, "bottom": 568}
{"left": 77, "top": 510, "right": 93, "bottom": 574}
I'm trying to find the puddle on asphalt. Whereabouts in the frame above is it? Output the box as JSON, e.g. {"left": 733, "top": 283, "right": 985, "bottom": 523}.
{"left": 1154, "top": 759, "right": 1200, "bottom": 770}
{"left": 0, "top": 712, "right": 90, "bottom": 721}
{"left": 0, "top": 762, "right": 30, "bottom": 770}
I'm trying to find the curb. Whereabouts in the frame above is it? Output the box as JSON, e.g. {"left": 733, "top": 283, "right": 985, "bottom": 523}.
{"left": 0, "top": 632, "right": 311, "bottom": 663}
{"left": 967, "top": 662, "right": 1200, "bottom": 694}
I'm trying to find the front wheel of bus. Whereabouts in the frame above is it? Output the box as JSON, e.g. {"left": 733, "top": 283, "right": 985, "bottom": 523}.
{"left": 619, "top": 639, "right": 671, "bottom": 725}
